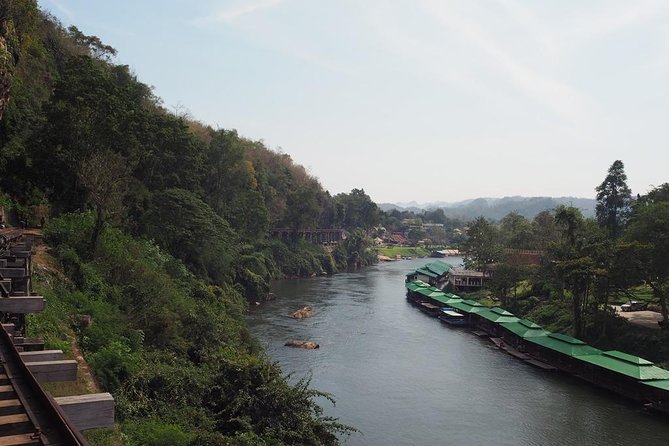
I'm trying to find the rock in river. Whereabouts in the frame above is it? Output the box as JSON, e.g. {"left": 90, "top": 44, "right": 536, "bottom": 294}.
{"left": 289, "top": 305, "right": 314, "bottom": 319}
{"left": 285, "top": 340, "right": 320, "bottom": 349}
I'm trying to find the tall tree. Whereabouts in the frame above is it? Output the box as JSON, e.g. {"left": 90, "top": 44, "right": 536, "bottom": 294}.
{"left": 461, "top": 217, "right": 502, "bottom": 271}
{"left": 78, "top": 150, "right": 129, "bottom": 251}
{"left": 550, "top": 206, "right": 607, "bottom": 337}
{"left": 596, "top": 160, "right": 632, "bottom": 238}
{"left": 500, "top": 212, "right": 534, "bottom": 249}
{"left": 334, "top": 188, "right": 380, "bottom": 230}
{"left": 625, "top": 201, "right": 669, "bottom": 327}
{"left": 532, "top": 210, "right": 559, "bottom": 250}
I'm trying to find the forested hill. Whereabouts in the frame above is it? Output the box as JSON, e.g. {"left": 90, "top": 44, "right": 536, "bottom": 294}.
{"left": 0, "top": 1, "right": 380, "bottom": 285}
{"left": 380, "top": 196, "right": 596, "bottom": 220}
{"left": 0, "top": 2, "right": 376, "bottom": 444}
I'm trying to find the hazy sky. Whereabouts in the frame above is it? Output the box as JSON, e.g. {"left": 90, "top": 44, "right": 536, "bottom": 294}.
{"left": 39, "top": 0, "right": 669, "bottom": 203}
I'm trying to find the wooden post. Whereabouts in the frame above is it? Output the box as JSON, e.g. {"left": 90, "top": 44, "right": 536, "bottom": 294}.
{"left": 54, "top": 393, "right": 115, "bottom": 431}
{"left": 19, "top": 350, "right": 64, "bottom": 362}
{"left": 0, "top": 296, "right": 45, "bottom": 313}
{"left": 25, "top": 359, "right": 78, "bottom": 383}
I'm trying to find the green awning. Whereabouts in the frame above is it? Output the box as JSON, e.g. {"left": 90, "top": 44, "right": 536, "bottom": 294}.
{"left": 575, "top": 351, "right": 669, "bottom": 381}
{"left": 525, "top": 333, "right": 601, "bottom": 357}
{"left": 499, "top": 319, "right": 550, "bottom": 338}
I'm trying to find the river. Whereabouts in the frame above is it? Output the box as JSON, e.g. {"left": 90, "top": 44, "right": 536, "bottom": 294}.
{"left": 247, "top": 258, "right": 669, "bottom": 445}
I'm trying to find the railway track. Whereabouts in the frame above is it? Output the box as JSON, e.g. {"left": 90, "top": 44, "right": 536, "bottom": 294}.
{"left": 0, "top": 323, "right": 89, "bottom": 445}
{"left": 1, "top": 231, "right": 97, "bottom": 445}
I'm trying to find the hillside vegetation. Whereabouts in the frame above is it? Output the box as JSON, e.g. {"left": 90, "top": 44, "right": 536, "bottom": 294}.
{"left": 0, "top": 1, "right": 378, "bottom": 444}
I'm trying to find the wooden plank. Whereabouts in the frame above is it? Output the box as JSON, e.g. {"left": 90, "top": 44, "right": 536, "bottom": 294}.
{"left": 19, "top": 350, "right": 64, "bottom": 362}
{"left": 0, "top": 414, "right": 29, "bottom": 424}
{"left": 11, "top": 338, "right": 44, "bottom": 352}
{"left": 25, "top": 360, "right": 77, "bottom": 383}
{"left": 0, "top": 399, "right": 21, "bottom": 408}
{"left": 0, "top": 297, "right": 45, "bottom": 313}
{"left": 0, "top": 434, "right": 40, "bottom": 446}
{"left": 2, "top": 324, "right": 15, "bottom": 334}
{"left": 0, "top": 269, "right": 25, "bottom": 279}
{"left": 0, "top": 399, "right": 22, "bottom": 416}
{"left": 55, "top": 393, "right": 115, "bottom": 431}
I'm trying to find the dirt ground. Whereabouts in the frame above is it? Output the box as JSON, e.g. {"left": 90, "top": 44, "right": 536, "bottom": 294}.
{"left": 29, "top": 230, "right": 101, "bottom": 395}
{"left": 612, "top": 305, "right": 663, "bottom": 329}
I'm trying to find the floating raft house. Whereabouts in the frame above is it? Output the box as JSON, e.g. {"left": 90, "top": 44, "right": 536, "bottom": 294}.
{"left": 402, "top": 260, "right": 669, "bottom": 409}
{"left": 498, "top": 319, "right": 550, "bottom": 348}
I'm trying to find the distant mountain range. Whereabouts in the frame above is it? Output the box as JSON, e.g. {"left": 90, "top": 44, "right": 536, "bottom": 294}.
{"left": 379, "top": 196, "right": 596, "bottom": 221}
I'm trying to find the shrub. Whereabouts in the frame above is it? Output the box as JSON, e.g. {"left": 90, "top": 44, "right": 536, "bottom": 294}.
{"left": 123, "top": 420, "right": 192, "bottom": 446}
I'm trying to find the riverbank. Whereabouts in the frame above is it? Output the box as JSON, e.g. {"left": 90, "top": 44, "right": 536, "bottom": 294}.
{"left": 376, "top": 246, "right": 429, "bottom": 259}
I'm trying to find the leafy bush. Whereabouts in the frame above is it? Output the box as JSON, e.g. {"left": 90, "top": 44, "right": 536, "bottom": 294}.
{"left": 205, "top": 356, "right": 354, "bottom": 445}
{"left": 89, "top": 340, "right": 143, "bottom": 392}
{"left": 123, "top": 420, "right": 192, "bottom": 446}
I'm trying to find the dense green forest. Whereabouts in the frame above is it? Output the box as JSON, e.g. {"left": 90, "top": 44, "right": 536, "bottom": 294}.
{"left": 0, "top": 1, "right": 379, "bottom": 444}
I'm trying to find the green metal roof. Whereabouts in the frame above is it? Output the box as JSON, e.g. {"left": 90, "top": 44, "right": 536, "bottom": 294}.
{"left": 641, "top": 379, "right": 669, "bottom": 391}
{"left": 408, "top": 280, "right": 429, "bottom": 288}
{"left": 405, "top": 282, "right": 420, "bottom": 291}
{"left": 525, "top": 333, "right": 601, "bottom": 357}
{"left": 424, "top": 260, "right": 453, "bottom": 276}
{"left": 499, "top": 319, "right": 550, "bottom": 338}
{"left": 416, "top": 288, "right": 446, "bottom": 298}
{"left": 476, "top": 307, "right": 520, "bottom": 323}
{"left": 602, "top": 350, "right": 653, "bottom": 365}
{"left": 575, "top": 351, "right": 669, "bottom": 381}
{"left": 414, "top": 287, "right": 462, "bottom": 306}
{"left": 406, "top": 280, "right": 433, "bottom": 291}
{"left": 431, "top": 295, "right": 462, "bottom": 306}
{"left": 448, "top": 299, "right": 487, "bottom": 314}
{"left": 545, "top": 333, "right": 587, "bottom": 345}
{"left": 416, "top": 267, "right": 439, "bottom": 279}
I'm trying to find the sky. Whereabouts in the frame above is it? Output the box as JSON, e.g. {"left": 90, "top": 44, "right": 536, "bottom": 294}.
{"left": 38, "top": 0, "right": 669, "bottom": 204}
